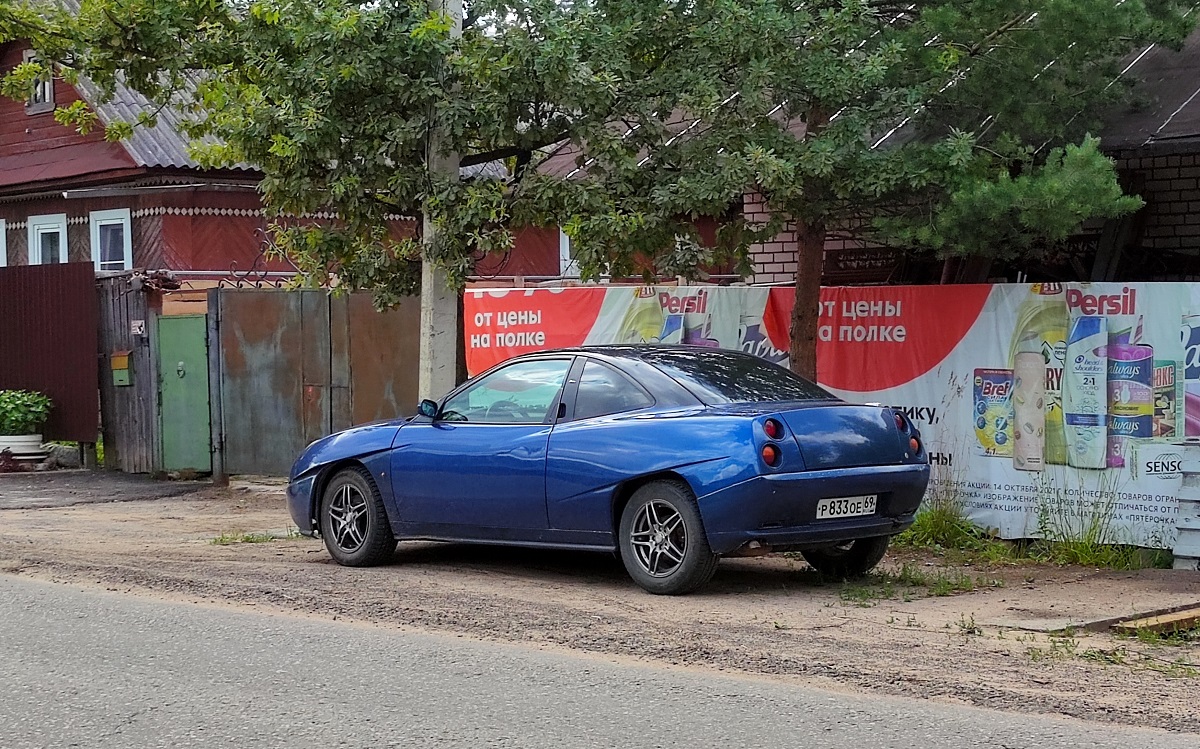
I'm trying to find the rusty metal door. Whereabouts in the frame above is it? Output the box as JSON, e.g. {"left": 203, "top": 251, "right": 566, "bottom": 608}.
{"left": 210, "top": 289, "right": 419, "bottom": 476}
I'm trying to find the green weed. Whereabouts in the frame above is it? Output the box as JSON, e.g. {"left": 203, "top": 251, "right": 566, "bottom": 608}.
{"left": 839, "top": 579, "right": 896, "bottom": 606}
{"left": 955, "top": 613, "right": 982, "bottom": 636}
{"left": 1120, "top": 626, "right": 1200, "bottom": 647}
{"left": 895, "top": 562, "right": 930, "bottom": 587}
{"left": 1078, "top": 646, "right": 1129, "bottom": 665}
{"left": 210, "top": 531, "right": 276, "bottom": 545}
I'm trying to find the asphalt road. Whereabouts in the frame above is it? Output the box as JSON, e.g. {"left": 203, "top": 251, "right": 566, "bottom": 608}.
{"left": 0, "top": 577, "right": 1194, "bottom": 749}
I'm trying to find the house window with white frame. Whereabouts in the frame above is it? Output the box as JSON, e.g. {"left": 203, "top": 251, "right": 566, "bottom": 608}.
{"left": 27, "top": 214, "right": 68, "bottom": 264}
{"left": 90, "top": 209, "right": 133, "bottom": 272}
{"left": 22, "top": 50, "right": 54, "bottom": 115}
{"left": 558, "top": 228, "right": 580, "bottom": 278}
{"left": 0, "top": 219, "right": 7, "bottom": 267}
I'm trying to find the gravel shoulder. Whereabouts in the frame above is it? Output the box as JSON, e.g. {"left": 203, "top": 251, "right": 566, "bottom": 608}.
{"left": 1, "top": 481, "right": 1199, "bottom": 732}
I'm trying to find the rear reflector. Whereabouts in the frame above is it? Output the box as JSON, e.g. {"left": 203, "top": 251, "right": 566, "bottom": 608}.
{"left": 764, "top": 418, "right": 783, "bottom": 439}
{"left": 761, "top": 443, "right": 781, "bottom": 467}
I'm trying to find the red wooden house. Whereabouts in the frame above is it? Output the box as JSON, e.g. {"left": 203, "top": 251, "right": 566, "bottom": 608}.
{"left": 0, "top": 40, "right": 434, "bottom": 283}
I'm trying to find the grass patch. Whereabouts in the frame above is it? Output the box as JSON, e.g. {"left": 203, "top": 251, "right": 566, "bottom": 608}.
{"left": 1023, "top": 539, "right": 1172, "bottom": 570}
{"left": 895, "top": 482, "right": 1173, "bottom": 572}
{"left": 210, "top": 531, "right": 277, "bottom": 545}
{"left": 829, "top": 563, "right": 1002, "bottom": 605}
{"left": 896, "top": 496, "right": 995, "bottom": 552}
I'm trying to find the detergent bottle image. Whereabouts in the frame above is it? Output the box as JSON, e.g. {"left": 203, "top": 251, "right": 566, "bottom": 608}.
{"left": 1012, "top": 333, "right": 1046, "bottom": 472}
{"left": 615, "top": 289, "right": 666, "bottom": 344}
{"left": 1008, "top": 284, "right": 1068, "bottom": 465}
{"left": 1063, "top": 315, "right": 1108, "bottom": 469}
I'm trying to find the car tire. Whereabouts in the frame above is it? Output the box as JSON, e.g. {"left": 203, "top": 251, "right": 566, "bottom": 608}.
{"left": 618, "top": 480, "right": 718, "bottom": 595}
{"left": 319, "top": 466, "right": 395, "bottom": 567}
{"left": 801, "top": 536, "right": 890, "bottom": 579}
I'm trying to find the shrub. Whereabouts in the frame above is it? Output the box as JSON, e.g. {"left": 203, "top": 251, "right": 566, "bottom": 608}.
{"left": 0, "top": 390, "right": 53, "bottom": 435}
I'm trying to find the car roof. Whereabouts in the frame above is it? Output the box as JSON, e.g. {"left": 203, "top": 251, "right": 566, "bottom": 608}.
{"left": 523, "top": 345, "right": 757, "bottom": 361}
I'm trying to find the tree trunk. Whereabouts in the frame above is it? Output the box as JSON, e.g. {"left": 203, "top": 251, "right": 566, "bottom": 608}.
{"left": 787, "top": 101, "right": 830, "bottom": 382}
{"left": 789, "top": 217, "right": 825, "bottom": 380}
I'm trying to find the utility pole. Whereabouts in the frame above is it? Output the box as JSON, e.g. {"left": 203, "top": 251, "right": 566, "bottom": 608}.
{"left": 418, "top": 0, "right": 463, "bottom": 401}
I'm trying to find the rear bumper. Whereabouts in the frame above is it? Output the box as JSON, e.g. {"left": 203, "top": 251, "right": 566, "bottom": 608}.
{"left": 286, "top": 475, "right": 318, "bottom": 536}
{"left": 698, "top": 463, "right": 929, "bottom": 555}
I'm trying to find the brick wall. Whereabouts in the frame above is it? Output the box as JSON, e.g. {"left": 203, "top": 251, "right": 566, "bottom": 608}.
{"left": 1114, "top": 150, "right": 1200, "bottom": 258}
{"left": 744, "top": 191, "right": 798, "bottom": 284}
{"left": 745, "top": 191, "right": 895, "bottom": 285}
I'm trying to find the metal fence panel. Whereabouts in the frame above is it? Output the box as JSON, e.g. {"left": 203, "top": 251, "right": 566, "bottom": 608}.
{"left": 212, "top": 288, "right": 419, "bottom": 476}
{"left": 0, "top": 263, "right": 99, "bottom": 442}
{"left": 347, "top": 294, "right": 421, "bottom": 425}
{"left": 216, "top": 289, "right": 309, "bottom": 475}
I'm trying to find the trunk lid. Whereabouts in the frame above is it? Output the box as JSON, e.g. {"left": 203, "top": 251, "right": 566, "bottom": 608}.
{"left": 777, "top": 404, "right": 907, "bottom": 470}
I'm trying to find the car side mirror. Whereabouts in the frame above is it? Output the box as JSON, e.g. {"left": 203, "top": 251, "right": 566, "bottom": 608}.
{"left": 418, "top": 399, "right": 439, "bottom": 419}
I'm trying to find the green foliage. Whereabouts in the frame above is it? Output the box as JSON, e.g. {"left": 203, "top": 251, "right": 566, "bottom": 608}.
{"left": 4, "top": 1, "right": 1195, "bottom": 310}
{"left": 0, "top": 390, "right": 53, "bottom": 436}
{"left": 878, "top": 138, "right": 1146, "bottom": 260}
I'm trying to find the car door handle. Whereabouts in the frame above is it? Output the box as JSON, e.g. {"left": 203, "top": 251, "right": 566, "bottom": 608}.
{"left": 557, "top": 402, "right": 567, "bottom": 420}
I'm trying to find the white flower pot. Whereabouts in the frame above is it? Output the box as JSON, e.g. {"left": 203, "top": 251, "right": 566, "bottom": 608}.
{"left": 0, "top": 434, "right": 47, "bottom": 462}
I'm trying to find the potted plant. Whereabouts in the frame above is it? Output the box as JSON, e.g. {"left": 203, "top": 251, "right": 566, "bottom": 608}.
{"left": 0, "top": 390, "right": 53, "bottom": 462}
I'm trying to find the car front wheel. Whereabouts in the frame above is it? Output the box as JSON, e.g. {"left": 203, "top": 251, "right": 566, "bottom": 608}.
{"left": 319, "top": 466, "right": 395, "bottom": 567}
{"left": 618, "top": 480, "right": 718, "bottom": 595}
{"left": 800, "top": 536, "right": 890, "bottom": 579}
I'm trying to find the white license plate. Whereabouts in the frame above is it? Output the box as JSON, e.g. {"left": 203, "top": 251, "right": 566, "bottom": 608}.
{"left": 815, "top": 495, "right": 878, "bottom": 520}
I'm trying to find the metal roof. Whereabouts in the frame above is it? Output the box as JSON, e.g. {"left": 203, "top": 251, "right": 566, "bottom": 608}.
{"left": 72, "top": 75, "right": 508, "bottom": 179}
{"left": 71, "top": 75, "right": 246, "bottom": 171}
{"left": 1100, "top": 27, "right": 1200, "bottom": 151}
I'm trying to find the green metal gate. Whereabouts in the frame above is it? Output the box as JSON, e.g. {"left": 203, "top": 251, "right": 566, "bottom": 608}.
{"left": 157, "top": 315, "right": 212, "bottom": 472}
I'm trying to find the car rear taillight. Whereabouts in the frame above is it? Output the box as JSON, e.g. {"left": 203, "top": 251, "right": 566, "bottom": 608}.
{"left": 910, "top": 437, "right": 921, "bottom": 453}
{"left": 894, "top": 412, "right": 907, "bottom": 431}
{"left": 764, "top": 418, "right": 783, "bottom": 440}
{"left": 761, "top": 443, "right": 781, "bottom": 467}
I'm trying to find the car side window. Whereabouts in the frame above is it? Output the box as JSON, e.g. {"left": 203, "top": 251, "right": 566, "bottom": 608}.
{"left": 440, "top": 359, "right": 571, "bottom": 424}
{"left": 573, "top": 361, "right": 654, "bottom": 421}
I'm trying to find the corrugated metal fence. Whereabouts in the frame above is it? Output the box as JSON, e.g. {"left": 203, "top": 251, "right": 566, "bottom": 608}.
{"left": 0, "top": 263, "right": 99, "bottom": 441}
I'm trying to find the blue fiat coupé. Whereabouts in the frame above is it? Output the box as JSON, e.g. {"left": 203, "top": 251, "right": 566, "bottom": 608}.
{"left": 287, "top": 346, "right": 930, "bottom": 594}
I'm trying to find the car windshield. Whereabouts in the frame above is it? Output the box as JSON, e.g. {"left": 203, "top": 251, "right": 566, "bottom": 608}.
{"left": 640, "top": 349, "right": 834, "bottom": 404}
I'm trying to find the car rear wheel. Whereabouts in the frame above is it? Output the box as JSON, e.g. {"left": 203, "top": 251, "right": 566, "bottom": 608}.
{"left": 801, "top": 536, "right": 890, "bottom": 579}
{"left": 319, "top": 466, "right": 395, "bottom": 567}
{"left": 618, "top": 480, "right": 718, "bottom": 595}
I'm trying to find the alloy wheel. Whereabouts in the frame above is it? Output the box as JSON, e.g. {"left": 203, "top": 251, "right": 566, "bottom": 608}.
{"left": 327, "top": 483, "right": 369, "bottom": 553}
{"left": 629, "top": 499, "right": 688, "bottom": 577}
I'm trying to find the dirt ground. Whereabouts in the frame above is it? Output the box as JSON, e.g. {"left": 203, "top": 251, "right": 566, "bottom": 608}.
{"left": 2, "top": 478, "right": 1200, "bottom": 733}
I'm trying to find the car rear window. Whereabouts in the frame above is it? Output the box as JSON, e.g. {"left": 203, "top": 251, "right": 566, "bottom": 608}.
{"left": 640, "top": 349, "right": 833, "bottom": 404}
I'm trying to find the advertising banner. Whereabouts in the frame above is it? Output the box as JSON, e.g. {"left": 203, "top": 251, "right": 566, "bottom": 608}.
{"left": 465, "top": 283, "right": 1199, "bottom": 549}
